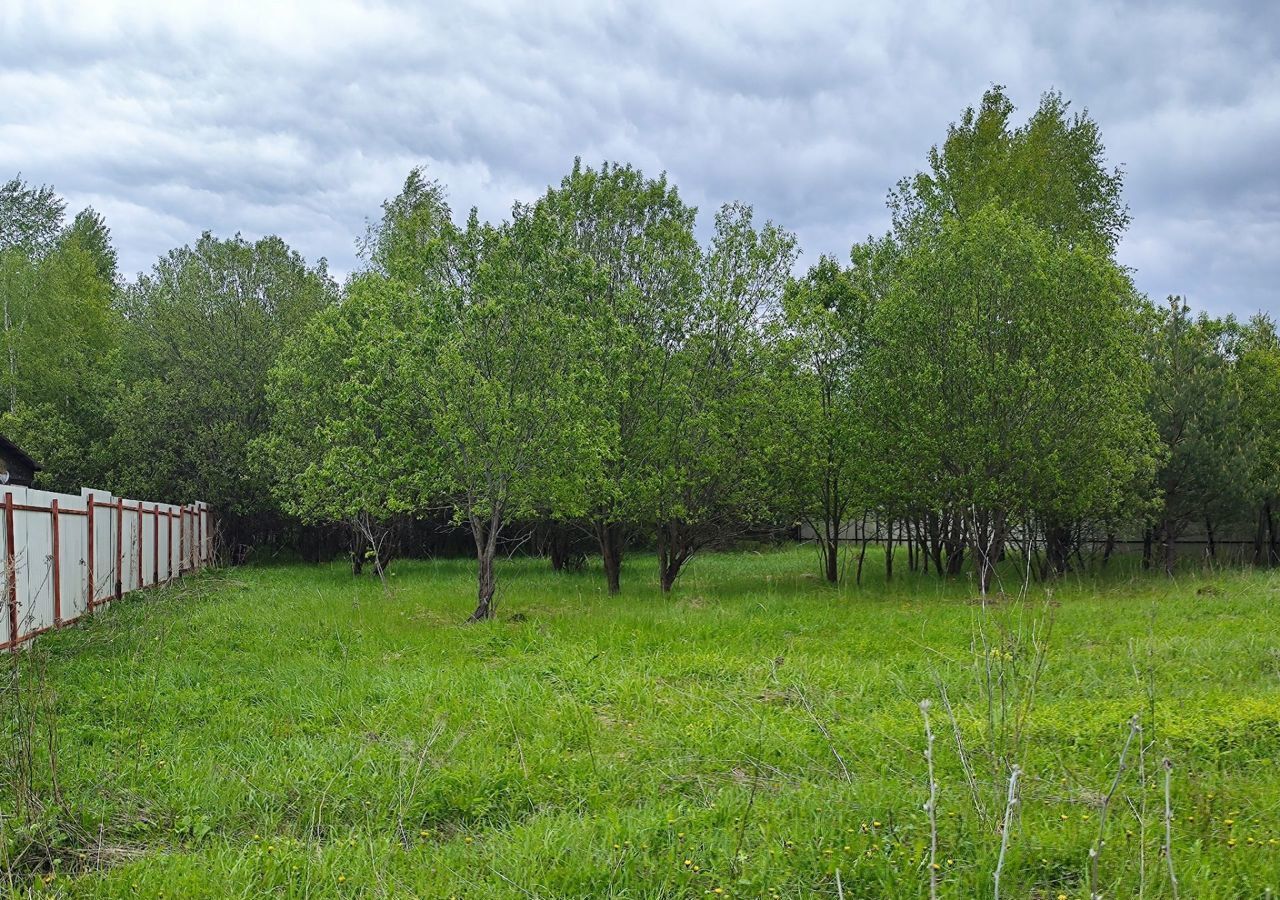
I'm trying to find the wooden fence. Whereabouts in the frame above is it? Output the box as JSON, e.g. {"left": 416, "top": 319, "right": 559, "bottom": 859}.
{"left": 1, "top": 485, "right": 211, "bottom": 650}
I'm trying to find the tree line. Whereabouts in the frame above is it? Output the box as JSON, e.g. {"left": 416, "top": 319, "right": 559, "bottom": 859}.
{"left": 2, "top": 87, "right": 1276, "bottom": 618}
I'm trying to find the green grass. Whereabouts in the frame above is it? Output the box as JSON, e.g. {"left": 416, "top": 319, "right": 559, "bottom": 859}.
{"left": 2, "top": 546, "right": 1279, "bottom": 897}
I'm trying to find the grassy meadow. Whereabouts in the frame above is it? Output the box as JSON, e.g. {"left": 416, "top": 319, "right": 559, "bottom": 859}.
{"left": 2, "top": 546, "right": 1279, "bottom": 897}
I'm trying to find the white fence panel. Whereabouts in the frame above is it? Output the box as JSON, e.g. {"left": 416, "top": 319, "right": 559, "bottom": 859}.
{"left": 56, "top": 493, "right": 90, "bottom": 623}
{"left": 2, "top": 486, "right": 211, "bottom": 650}
{"left": 21, "top": 488, "right": 56, "bottom": 635}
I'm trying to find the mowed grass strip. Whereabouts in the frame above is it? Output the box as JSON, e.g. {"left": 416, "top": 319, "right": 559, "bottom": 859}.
{"left": 3, "top": 547, "right": 1279, "bottom": 898}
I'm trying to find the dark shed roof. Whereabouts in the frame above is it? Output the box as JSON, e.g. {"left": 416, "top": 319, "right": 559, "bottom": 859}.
{"left": 0, "top": 434, "right": 41, "bottom": 473}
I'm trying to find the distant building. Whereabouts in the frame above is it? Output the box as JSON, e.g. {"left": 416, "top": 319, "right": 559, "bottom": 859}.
{"left": 0, "top": 434, "right": 40, "bottom": 487}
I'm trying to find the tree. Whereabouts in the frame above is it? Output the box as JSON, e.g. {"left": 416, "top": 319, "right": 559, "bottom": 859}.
{"left": 64, "top": 208, "right": 119, "bottom": 286}
{"left": 0, "top": 178, "right": 120, "bottom": 491}
{"left": 867, "top": 87, "right": 1156, "bottom": 588}
{"left": 1144, "top": 299, "right": 1240, "bottom": 572}
{"left": 279, "top": 168, "right": 608, "bottom": 619}
{"left": 534, "top": 160, "right": 700, "bottom": 593}
{"left": 262, "top": 274, "right": 430, "bottom": 581}
{"left": 647, "top": 203, "right": 798, "bottom": 592}
{"left": 263, "top": 170, "right": 463, "bottom": 575}
{"left": 1237, "top": 315, "right": 1280, "bottom": 565}
{"left": 890, "top": 87, "right": 1129, "bottom": 255}
{"left": 0, "top": 175, "right": 65, "bottom": 259}
{"left": 870, "top": 205, "right": 1155, "bottom": 592}
{"left": 111, "top": 233, "right": 336, "bottom": 555}
{"left": 1143, "top": 301, "right": 1280, "bottom": 572}
{"left": 769, "top": 255, "right": 877, "bottom": 583}
{"left": 413, "top": 206, "right": 607, "bottom": 619}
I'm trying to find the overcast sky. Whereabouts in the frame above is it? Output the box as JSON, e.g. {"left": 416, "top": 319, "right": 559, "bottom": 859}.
{"left": 2, "top": 0, "right": 1276, "bottom": 317}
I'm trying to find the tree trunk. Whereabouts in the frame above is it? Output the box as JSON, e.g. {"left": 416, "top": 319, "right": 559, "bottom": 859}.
{"left": 1161, "top": 518, "right": 1176, "bottom": 577}
{"left": 1266, "top": 499, "right": 1279, "bottom": 566}
{"left": 884, "top": 517, "right": 894, "bottom": 582}
{"left": 1254, "top": 504, "right": 1267, "bottom": 566}
{"left": 594, "top": 521, "right": 623, "bottom": 594}
{"left": 548, "top": 525, "right": 569, "bottom": 573}
{"left": 351, "top": 512, "right": 389, "bottom": 589}
{"left": 657, "top": 522, "right": 690, "bottom": 593}
{"left": 1142, "top": 527, "right": 1153, "bottom": 571}
{"left": 659, "top": 557, "right": 680, "bottom": 593}
{"left": 468, "top": 516, "right": 500, "bottom": 621}
{"left": 470, "top": 550, "right": 496, "bottom": 621}
{"left": 924, "top": 511, "right": 944, "bottom": 575}
{"left": 1101, "top": 532, "right": 1116, "bottom": 569}
{"left": 906, "top": 519, "right": 917, "bottom": 573}
{"left": 1043, "top": 522, "right": 1072, "bottom": 579}
{"left": 823, "top": 535, "right": 839, "bottom": 584}
{"left": 969, "top": 508, "right": 1005, "bottom": 595}
{"left": 855, "top": 513, "right": 870, "bottom": 586}
{"left": 1205, "top": 516, "right": 1217, "bottom": 561}
{"left": 944, "top": 510, "right": 967, "bottom": 576}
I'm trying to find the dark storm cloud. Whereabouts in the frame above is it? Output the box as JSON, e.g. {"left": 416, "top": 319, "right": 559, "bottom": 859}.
{"left": 1, "top": 0, "right": 1275, "bottom": 317}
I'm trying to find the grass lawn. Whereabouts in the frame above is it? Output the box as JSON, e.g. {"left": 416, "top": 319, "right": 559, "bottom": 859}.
{"left": 2, "top": 546, "right": 1279, "bottom": 898}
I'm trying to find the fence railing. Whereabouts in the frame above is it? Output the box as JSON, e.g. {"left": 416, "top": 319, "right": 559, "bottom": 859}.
{"left": 2, "top": 485, "right": 211, "bottom": 650}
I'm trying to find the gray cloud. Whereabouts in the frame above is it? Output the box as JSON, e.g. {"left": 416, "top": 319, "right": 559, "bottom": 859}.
{"left": 1, "top": 0, "right": 1275, "bottom": 317}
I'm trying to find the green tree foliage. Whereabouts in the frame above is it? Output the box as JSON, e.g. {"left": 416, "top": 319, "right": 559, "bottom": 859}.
{"left": 1146, "top": 301, "right": 1280, "bottom": 571}
{"left": 418, "top": 207, "right": 607, "bottom": 618}
{"left": 267, "top": 172, "right": 606, "bottom": 618}
{"left": 769, "top": 254, "right": 878, "bottom": 583}
{"left": 0, "top": 177, "right": 120, "bottom": 491}
{"left": 7, "top": 87, "right": 1276, "bottom": 594}
{"left": 872, "top": 87, "right": 1157, "bottom": 590}
{"left": 264, "top": 170, "right": 460, "bottom": 572}
{"left": 0, "top": 175, "right": 65, "bottom": 258}
{"left": 534, "top": 160, "right": 700, "bottom": 593}
{"left": 872, "top": 206, "right": 1155, "bottom": 591}
{"left": 111, "top": 233, "right": 336, "bottom": 552}
{"left": 1237, "top": 316, "right": 1280, "bottom": 564}
{"left": 262, "top": 274, "right": 429, "bottom": 579}
{"left": 647, "top": 203, "right": 798, "bottom": 592}
{"left": 891, "top": 87, "right": 1129, "bottom": 253}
